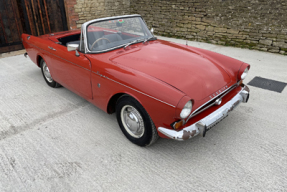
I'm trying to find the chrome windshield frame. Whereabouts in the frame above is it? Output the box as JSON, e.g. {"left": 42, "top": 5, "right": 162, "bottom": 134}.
{"left": 81, "top": 14, "right": 150, "bottom": 54}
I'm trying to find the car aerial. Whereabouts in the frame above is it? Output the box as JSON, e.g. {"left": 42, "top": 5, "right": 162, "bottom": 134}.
{"left": 22, "top": 14, "right": 250, "bottom": 146}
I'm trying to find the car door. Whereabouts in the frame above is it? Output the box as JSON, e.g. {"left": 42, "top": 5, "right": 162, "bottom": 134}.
{"left": 46, "top": 43, "right": 92, "bottom": 100}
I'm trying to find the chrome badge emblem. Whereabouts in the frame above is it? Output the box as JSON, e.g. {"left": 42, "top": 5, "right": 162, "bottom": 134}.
{"left": 215, "top": 98, "right": 222, "bottom": 105}
{"left": 209, "top": 86, "right": 228, "bottom": 99}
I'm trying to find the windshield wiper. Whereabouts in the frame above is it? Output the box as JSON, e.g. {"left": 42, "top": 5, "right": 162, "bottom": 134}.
{"left": 143, "top": 36, "right": 157, "bottom": 44}
{"left": 123, "top": 39, "right": 143, "bottom": 49}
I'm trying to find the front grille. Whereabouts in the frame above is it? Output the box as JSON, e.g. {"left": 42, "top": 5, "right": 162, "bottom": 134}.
{"left": 186, "top": 84, "right": 237, "bottom": 122}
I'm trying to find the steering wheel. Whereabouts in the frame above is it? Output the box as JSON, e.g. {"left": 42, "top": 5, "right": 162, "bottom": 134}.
{"left": 90, "top": 38, "right": 111, "bottom": 49}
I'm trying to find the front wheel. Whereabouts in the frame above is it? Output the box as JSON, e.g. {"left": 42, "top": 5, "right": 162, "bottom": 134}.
{"left": 116, "top": 95, "right": 159, "bottom": 146}
{"left": 40, "top": 59, "right": 61, "bottom": 88}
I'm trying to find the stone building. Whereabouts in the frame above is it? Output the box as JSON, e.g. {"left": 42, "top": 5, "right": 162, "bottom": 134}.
{"left": 66, "top": 0, "right": 287, "bottom": 55}
{"left": 1, "top": 0, "right": 286, "bottom": 54}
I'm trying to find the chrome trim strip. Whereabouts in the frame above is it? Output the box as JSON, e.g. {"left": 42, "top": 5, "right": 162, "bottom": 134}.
{"left": 82, "top": 14, "right": 141, "bottom": 29}
{"left": 186, "top": 84, "right": 237, "bottom": 122}
{"left": 48, "top": 46, "right": 56, "bottom": 51}
{"left": 91, "top": 71, "right": 176, "bottom": 108}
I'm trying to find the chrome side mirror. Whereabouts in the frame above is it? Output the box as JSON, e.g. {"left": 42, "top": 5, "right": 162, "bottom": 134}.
{"left": 67, "top": 43, "right": 80, "bottom": 57}
{"left": 67, "top": 44, "right": 79, "bottom": 51}
{"left": 151, "top": 28, "right": 154, "bottom": 34}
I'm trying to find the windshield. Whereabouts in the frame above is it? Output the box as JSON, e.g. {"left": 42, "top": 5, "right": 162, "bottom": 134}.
{"left": 86, "top": 16, "right": 153, "bottom": 52}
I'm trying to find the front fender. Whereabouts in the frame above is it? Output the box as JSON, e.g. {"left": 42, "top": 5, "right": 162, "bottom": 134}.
{"left": 186, "top": 46, "right": 248, "bottom": 82}
{"left": 88, "top": 55, "right": 186, "bottom": 129}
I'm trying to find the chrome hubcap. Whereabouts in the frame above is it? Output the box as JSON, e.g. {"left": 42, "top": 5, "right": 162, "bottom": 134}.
{"left": 120, "top": 105, "right": 144, "bottom": 138}
{"left": 42, "top": 62, "right": 53, "bottom": 83}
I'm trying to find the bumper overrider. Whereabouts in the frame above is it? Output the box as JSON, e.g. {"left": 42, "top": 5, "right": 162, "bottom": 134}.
{"left": 158, "top": 85, "right": 250, "bottom": 141}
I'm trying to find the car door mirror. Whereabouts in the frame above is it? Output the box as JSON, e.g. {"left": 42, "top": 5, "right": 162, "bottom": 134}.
{"left": 150, "top": 28, "right": 154, "bottom": 34}
{"left": 67, "top": 43, "right": 79, "bottom": 51}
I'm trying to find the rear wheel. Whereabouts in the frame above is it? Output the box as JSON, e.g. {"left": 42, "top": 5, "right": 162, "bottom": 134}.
{"left": 116, "top": 95, "right": 159, "bottom": 146}
{"left": 40, "top": 59, "right": 61, "bottom": 88}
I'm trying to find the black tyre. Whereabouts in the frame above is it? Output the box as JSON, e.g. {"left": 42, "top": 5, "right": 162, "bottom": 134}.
{"left": 40, "top": 59, "right": 61, "bottom": 88}
{"left": 116, "top": 95, "right": 159, "bottom": 146}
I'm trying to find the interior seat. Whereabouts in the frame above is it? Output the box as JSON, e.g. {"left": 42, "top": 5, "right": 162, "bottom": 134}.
{"left": 67, "top": 32, "right": 123, "bottom": 50}
{"left": 102, "top": 33, "right": 123, "bottom": 42}
{"left": 90, "top": 33, "right": 123, "bottom": 50}
{"left": 87, "top": 31, "right": 105, "bottom": 47}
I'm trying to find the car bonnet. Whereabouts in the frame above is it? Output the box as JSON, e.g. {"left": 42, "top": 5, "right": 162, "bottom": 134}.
{"left": 109, "top": 40, "right": 232, "bottom": 101}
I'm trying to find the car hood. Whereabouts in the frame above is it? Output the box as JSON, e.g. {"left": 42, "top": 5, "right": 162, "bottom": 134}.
{"left": 110, "top": 40, "right": 231, "bottom": 100}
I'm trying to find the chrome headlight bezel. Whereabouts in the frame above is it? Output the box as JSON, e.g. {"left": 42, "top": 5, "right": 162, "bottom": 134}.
{"left": 180, "top": 100, "right": 193, "bottom": 119}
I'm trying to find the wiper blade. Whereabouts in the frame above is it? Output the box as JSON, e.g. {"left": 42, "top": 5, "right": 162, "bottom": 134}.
{"left": 143, "top": 36, "right": 157, "bottom": 43}
{"left": 124, "top": 39, "right": 143, "bottom": 49}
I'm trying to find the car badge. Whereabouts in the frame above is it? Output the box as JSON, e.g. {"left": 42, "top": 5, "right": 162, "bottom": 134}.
{"left": 209, "top": 86, "right": 228, "bottom": 99}
{"left": 215, "top": 98, "right": 222, "bottom": 105}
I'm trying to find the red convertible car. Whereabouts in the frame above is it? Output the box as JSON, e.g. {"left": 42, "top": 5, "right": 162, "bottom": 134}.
{"left": 22, "top": 14, "right": 250, "bottom": 146}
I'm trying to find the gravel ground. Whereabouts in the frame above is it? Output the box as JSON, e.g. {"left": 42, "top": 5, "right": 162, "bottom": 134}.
{"left": 0, "top": 37, "right": 287, "bottom": 192}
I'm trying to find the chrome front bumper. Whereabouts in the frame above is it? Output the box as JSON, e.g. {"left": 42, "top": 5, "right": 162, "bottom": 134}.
{"left": 158, "top": 85, "right": 250, "bottom": 141}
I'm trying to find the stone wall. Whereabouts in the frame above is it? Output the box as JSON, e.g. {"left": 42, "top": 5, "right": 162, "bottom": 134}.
{"left": 130, "top": 0, "right": 287, "bottom": 54}
{"left": 66, "top": 0, "right": 287, "bottom": 54}
{"left": 73, "top": 0, "right": 130, "bottom": 28}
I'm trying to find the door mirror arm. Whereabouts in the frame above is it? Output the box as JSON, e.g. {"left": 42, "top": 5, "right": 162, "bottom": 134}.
{"left": 75, "top": 50, "right": 80, "bottom": 57}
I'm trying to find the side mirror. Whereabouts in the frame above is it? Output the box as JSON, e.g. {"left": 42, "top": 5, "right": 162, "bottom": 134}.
{"left": 67, "top": 43, "right": 79, "bottom": 51}
{"left": 151, "top": 28, "right": 154, "bottom": 34}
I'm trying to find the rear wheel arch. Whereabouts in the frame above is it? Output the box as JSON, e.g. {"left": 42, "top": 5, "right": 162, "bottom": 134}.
{"left": 40, "top": 58, "right": 61, "bottom": 88}
{"left": 36, "top": 54, "right": 44, "bottom": 67}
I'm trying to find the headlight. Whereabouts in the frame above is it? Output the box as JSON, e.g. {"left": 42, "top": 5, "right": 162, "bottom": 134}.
{"left": 238, "top": 64, "right": 250, "bottom": 81}
{"left": 241, "top": 67, "right": 249, "bottom": 80}
{"left": 180, "top": 100, "right": 192, "bottom": 119}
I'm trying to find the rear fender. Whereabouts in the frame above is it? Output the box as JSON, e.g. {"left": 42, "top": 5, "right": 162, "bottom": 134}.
{"left": 21, "top": 33, "right": 54, "bottom": 68}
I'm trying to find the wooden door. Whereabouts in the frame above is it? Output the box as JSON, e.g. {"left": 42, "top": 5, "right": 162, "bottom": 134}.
{"left": 0, "top": 0, "right": 68, "bottom": 53}
{"left": 0, "top": 0, "right": 23, "bottom": 53}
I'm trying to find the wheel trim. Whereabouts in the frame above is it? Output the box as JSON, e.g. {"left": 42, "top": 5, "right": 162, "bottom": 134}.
{"left": 42, "top": 62, "right": 53, "bottom": 83}
{"left": 120, "top": 105, "right": 145, "bottom": 138}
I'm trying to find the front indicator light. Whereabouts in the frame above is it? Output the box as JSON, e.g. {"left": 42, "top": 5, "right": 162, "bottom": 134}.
{"left": 237, "top": 80, "right": 243, "bottom": 86}
{"left": 171, "top": 120, "right": 184, "bottom": 130}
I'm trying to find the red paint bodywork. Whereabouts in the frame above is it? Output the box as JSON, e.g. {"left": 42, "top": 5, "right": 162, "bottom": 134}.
{"left": 22, "top": 31, "right": 249, "bottom": 139}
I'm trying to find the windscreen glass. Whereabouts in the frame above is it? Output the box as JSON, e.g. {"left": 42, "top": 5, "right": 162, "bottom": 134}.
{"left": 87, "top": 17, "right": 152, "bottom": 52}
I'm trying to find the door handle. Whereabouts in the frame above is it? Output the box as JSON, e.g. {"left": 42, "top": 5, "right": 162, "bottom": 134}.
{"left": 48, "top": 46, "right": 56, "bottom": 51}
